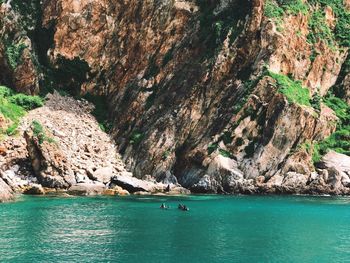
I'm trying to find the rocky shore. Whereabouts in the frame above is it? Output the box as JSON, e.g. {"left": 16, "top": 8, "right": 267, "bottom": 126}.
{"left": 0, "top": 1, "right": 349, "bottom": 201}
{"left": 0, "top": 92, "right": 189, "bottom": 201}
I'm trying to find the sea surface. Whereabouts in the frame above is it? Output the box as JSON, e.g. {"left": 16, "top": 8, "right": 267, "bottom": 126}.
{"left": 0, "top": 195, "right": 350, "bottom": 263}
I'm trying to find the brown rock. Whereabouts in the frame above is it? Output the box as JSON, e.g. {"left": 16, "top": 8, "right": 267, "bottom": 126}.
{"left": 68, "top": 183, "right": 105, "bottom": 196}
{"left": 0, "top": 178, "right": 13, "bottom": 202}
{"left": 23, "top": 184, "right": 45, "bottom": 195}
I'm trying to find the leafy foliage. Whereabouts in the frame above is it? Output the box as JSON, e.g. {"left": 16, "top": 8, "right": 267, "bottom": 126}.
{"left": 312, "top": 94, "right": 350, "bottom": 161}
{"left": 268, "top": 72, "right": 312, "bottom": 106}
{"left": 265, "top": 0, "right": 349, "bottom": 48}
{"left": 307, "top": 9, "right": 335, "bottom": 47}
{"left": 130, "top": 131, "right": 144, "bottom": 145}
{"left": 308, "top": 0, "right": 350, "bottom": 47}
{"left": 6, "top": 43, "right": 27, "bottom": 69}
{"left": 31, "top": 120, "right": 55, "bottom": 144}
{"left": 9, "top": 94, "right": 44, "bottom": 110}
{"left": 0, "top": 86, "right": 44, "bottom": 137}
{"left": 264, "top": 0, "right": 308, "bottom": 18}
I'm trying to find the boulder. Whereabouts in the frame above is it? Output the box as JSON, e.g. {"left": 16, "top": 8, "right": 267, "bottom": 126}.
{"left": 23, "top": 184, "right": 45, "bottom": 195}
{"left": 193, "top": 155, "right": 246, "bottom": 193}
{"left": 88, "top": 166, "right": 114, "bottom": 184}
{"left": 103, "top": 186, "right": 130, "bottom": 196}
{"left": 318, "top": 151, "right": 350, "bottom": 189}
{"left": 24, "top": 127, "right": 76, "bottom": 189}
{"left": 280, "top": 172, "right": 308, "bottom": 193}
{"left": 191, "top": 175, "right": 221, "bottom": 193}
{"left": 67, "top": 182, "right": 105, "bottom": 196}
{"left": 110, "top": 172, "right": 162, "bottom": 193}
{"left": 167, "top": 186, "right": 191, "bottom": 195}
{"left": 0, "top": 178, "right": 13, "bottom": 202}
{"left": 319, "top": 151, "right": 350, "bottom": 173}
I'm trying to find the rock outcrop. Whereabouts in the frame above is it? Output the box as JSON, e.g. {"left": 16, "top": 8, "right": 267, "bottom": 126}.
{"left": 0, "top": 177, "right": 14, "bottom": 202}
{"left": 0, "top": 92, "right": 190, "bottom": 198}
{"left": 0, "top": 0, "right": 349, "bottom": 196}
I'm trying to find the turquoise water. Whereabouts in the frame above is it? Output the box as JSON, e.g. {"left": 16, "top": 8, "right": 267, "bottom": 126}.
{"left": 1, "top": 195, "right": 350, "bottom": 263}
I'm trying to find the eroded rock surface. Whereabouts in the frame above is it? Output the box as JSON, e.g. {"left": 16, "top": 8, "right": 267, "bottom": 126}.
{"left": 0, "top": 0, "right": 349, "bottom": 196}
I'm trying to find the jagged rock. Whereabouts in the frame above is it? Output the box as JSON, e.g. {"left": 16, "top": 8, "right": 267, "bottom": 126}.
{"left": 1, "top": 169, "right": 33, "bottom": 191}
{"left": 201, "top": 155, "right": 246, "bottom": 193}
{"left": 281, "top": 172, "right": 308, "bottom": 193}
{"left": 318, "top": 151, "right": 350, "bottom": 190}
{"left": 75, "top": 172, "right": 92, "bottom": 184}
{"left": 110, "top": 173, "right": 162, "bottom": 193}
{"left": 88, "top": 166, "right": 114, "bottom": 184}
{"left": 103, "top": 186, "right": 130, "bottom": 196}
{"left": 0, "top": 178, "right": 13, "bottom": 202}
{"left": 0, "top": 5, "right": 40, "bottom": 94}
{"left": 24, "top": 127, "right": 76, "bottom": 189}
{"left": 191, "top": 175, "right": 221, "bottom": 194}
{"left": 1, "top": 0, "right": 349, "bottom": 196}
{"left": 167, "top": 186, "right": 191, "bottom": 195}
{"left": 23, "top": 184, "right": 45, "bottom": 195}
{"left": 68, "top": 183, "right": 105, "bottom": 196}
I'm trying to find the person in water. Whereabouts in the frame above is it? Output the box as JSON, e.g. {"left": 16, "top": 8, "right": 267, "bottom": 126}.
{"left": 160, "top": 203, "right": 169, "bottom": 209}
{"left": 178, "top": 204, "right": 189, "bottom": 211}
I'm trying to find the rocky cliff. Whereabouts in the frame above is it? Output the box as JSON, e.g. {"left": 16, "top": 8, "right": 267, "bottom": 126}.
{"left": 0, "top": 0, "right": 349, "bottom": 196}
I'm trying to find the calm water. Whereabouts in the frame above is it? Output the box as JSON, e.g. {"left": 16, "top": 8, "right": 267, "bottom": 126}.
{"left": 0, "top": 195, "right": 350, "bottom": 263}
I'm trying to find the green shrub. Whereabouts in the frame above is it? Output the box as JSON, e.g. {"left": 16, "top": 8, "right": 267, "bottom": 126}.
{"left": 265, "top": 0, "right": 284, "bottom": 18}
{"left": 323, "top": 94, "right": 350, "bottom": 125}
{"left": 207, "top": 143, "right": 218, "bottom": 155}
{"left": 6, "top": 43, "right": 27, "bottom": 69}
{"left": 130, "top": 131, "right": 144, "bottom": 145}
{"left": 307, "top": 9, "right": 335, "bottom": 47}
{"left": 265, "top": 0, "right": 349, "bottom": 48}
{"left": 308, "top": 0, "right": 350, "bottom": 47}
{"left": 31, "top": 120, "right": 55, "bottom": 144}
{"left": 0, "top": 98, "right": 25, "bottom": 122}
{"left": 9, "top": 94, "right": 44, "bottom": 110}
{"left": 268, "top": 72, "right": 312, "bottom": 106}
{"left": 0, "top": 86, "right": 15, "bottom": 97}
{"left": 264, "top": 0, "right": 308, "bottom": 18}
{"left": 0, "top": 98, "right": 25, "bottom": 136}
{"left": 219, "top": 148, "right": 233, "bottom": 158}
{"left": 0, "top": 86, "right": 44, "bottom": 137}
{"left": 312, "top": 94, "right": 350, "bottom": 161}
{"left": 310, "top": 93, "right": 322, "bottom": 111}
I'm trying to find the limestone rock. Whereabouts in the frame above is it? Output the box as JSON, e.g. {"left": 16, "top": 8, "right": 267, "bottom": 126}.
{"left": 68, "top": 182, "right": 106, "bottom": 196}
{"left": 103, "top": 186, "right": 130, "bottom": 196}
{"left": 0, "top": 178, "right": 13, "bottom": 202}
{"left": 24, "top": 127, "right": 75, "bottom": 189}
{"left": 88, "top": 166, "right": 114, "bottom": 184}
{"left": 110, "top": 173, "right": 161, "bottom": 193}
{"left": 23, "top": 184, "right": 45, "bottom": 195}
{"left": 318, "top": 151, "right": 350, "bottom": 190}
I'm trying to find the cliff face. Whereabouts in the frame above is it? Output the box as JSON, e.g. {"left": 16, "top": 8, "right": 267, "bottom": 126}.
{"left": 0, "top": 0, "right": 349, "bottom": 194}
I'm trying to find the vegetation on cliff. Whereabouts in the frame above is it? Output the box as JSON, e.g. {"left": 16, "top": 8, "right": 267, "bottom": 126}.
{"left": 268, "top": 72, "right": 312, "bottom": 106}
{"left": 313, "top": 94, "right": 350, "bottom": 161}
{"left": 0, "top": 86, "right": 43, "bottom": 136}
{"left": 31, "top": 120, "right": 55, "bottom": 144}
{"left": 265, "top": 0, "right": 349, "bottom": 47}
